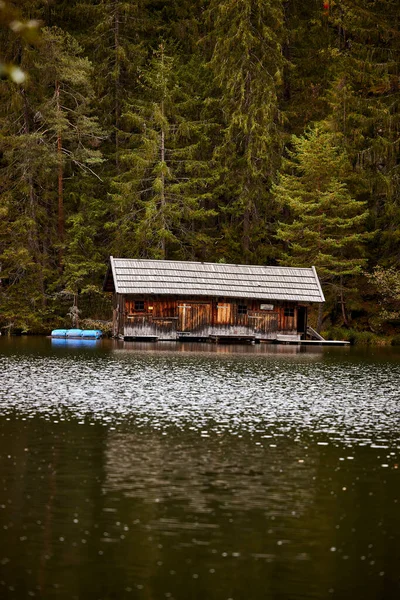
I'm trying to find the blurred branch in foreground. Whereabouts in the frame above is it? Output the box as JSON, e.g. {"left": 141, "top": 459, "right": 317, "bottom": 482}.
{"left": 0, "top": 0, "right": 41, "bottom": 83}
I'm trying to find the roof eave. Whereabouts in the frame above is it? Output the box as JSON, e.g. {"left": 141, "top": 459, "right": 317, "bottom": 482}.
{"left": 312, "top": 266, "right": 325, "bottom": 302}
{"left": 102, "top": 256, "right": 116, "bottom": 292}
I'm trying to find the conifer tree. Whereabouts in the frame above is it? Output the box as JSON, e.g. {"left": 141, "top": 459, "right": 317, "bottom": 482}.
{"left": 281, "top": 0, "right": 335, "bottom": 130}
{"left": 325, "top": 0, "right": 400, "bottom": 266}
{"left": 37, "top": 27, "right": 104, "bottom": 253}
{"left": 207, "top": 0, "right": 285, "bottom": 263}
{"left": 111, "top": 42, "right": 216, "bottom": 260}
{"left": 71, "top": 0, "right": 146, "bottom": 172}
{"left": 273, "top": 126, "right": 370, "bottom": 325}
{"left": 0, "top": 25, "right": 104, "bottom": 329}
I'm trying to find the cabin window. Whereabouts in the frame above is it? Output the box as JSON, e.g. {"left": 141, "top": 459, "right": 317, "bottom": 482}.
{"left": 238, "top": 304, "right": 248, "bottom": 315}
{"left": 134, "top": 300, "right": 145, "bottom": 312}
{"left": 284, "top": 307, "right": 295, "bottom": 317}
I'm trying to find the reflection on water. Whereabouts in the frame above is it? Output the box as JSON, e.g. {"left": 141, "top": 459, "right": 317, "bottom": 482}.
{"left": 0, "top": 338, "right": 399, "bottom": 447}
{"left": 104, "top": 430, "right": 317, "bottom": 515}
{"left": 51, "top": 338, "right": 100, "bottom": 348}
{"left": 0, "top": 337, "right": 399, "bottom": 599}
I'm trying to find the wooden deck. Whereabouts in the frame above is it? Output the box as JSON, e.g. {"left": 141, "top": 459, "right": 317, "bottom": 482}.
{"left": 208, "top": 334, "right": 256, "bottom": 344}
{"left": 275, "top": 339, "right": 350, "bottom": 346}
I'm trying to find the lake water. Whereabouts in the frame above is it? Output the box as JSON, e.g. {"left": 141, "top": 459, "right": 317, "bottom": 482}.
{"left": 0, "top": 337, "right": 399, "bottom": 599}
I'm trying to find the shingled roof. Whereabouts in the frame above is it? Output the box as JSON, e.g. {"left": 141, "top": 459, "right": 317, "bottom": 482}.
{"left": 103, "top": 257, "right": 325, "bottom": 303}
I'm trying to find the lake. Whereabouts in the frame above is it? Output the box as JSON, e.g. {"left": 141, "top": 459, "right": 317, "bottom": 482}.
{"left": 0, "top": 337, "right": 399, "bottom": 599}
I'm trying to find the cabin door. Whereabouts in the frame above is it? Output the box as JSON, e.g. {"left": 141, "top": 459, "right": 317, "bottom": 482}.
{"left": 178, "top": 303, "right": 211, "bottom": 332}
{"left": 248, "top": 311, "right": 278, "bottom": 334}
{"left": 297, "top": 306, "right": 307, "bottom": 334}
{"left": 216, "top": 303, "right": 233, "bottom": 324}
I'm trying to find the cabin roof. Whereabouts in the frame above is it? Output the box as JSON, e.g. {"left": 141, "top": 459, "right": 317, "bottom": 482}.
{"left": 103, "top": 257, "right": 325, "bottom": 303}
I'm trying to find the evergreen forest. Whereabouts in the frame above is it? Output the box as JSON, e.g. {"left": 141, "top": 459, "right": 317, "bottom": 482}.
{"left": 1, "top": 0, "right": 399, "bottom": 338}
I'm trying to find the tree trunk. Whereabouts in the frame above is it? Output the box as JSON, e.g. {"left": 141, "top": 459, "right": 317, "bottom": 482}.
{"left": 21, "top": 88, "right": 37, "bottom": 235}
{"left": 340, "top": 276, "right": 349, "bottom": 327}
{"left": 114, "top": 0, "right": 120, "bottom": 172}
{"left": 73, "top": 293, "right": 79, "bottom": 328}
{"left": 22, "top": 87, "right": 47, "bottom": 306}
{"left": 243, "top": 201, "right": 250, "bottom": 261}
{"left": 242, "top": 74, "right": 252, "bottom": 263}
{"left": 55, "top": 80, "right": 64, "bottom": 270}
{"left": 282, "top": 1, "right": 291, "bottom": 102}
{"left": 159, "top": 44, "right": 166, "bottom": 259}
{"left": 160, "top": 102, "right": 166, "bottom": 260}
{"left": 316, "top": 302, "right": 323, "bottom": 333}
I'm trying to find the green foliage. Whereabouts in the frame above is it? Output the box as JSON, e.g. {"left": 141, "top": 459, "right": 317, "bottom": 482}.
{"left": 274, "top": 126, "right": 370, "bottom": 279}
{"left": 206, "top": 0, "right": 285, "bottom": 262}
{"left": 322, "top": 326, "right": 390, "bottom": 346}
{"left": 0, "top": 0, "right": 399, "bottom": 332}
{"left": 325, "top": 0, "right": 400, "bottom": 264}
{"left": 391, "top": 335, "right": 400, "bottom": 347}
{"left": 71, "top": 0, "right": 146, "bottom": 171}
{"left": 273, "top": 125, "right": 373, "bottom": 325}
{"left": 80, "top": 319, "right": 112, "bottom": 337}
{"left": 366, "top": 266, "right": 400, "bottom": 324}
{"left": 281, "top": 0, "right": 335, "bottom": 129}
{"left": 111, "top": 42, "right": 216, "bottom": 260}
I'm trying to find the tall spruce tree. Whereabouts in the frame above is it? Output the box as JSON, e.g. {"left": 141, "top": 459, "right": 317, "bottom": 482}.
{"left": 281, "top": 0, "right": 335, "bottom": 130}
{"left": 38, "top": 28, "right": 104, "bottom": 257}
{"left": 1, "top": 0, "right": 400, "bottom": 332}
{"left": 207, "top": 0, "right": 285, "bottom": 263}
{"left": 325, "top": 0, "right": 400, "bottom": 266}
{"left": 70, "top": 0, "right": 147, "bottom": 172}
{"left": 110, "top": 42, "right": 216, "bottom": 260}
{"left": 0, "top": 25, "right": 104, "bottom": 329}
{"left": 273, "top": 126, "right": 370, "bottom": 325}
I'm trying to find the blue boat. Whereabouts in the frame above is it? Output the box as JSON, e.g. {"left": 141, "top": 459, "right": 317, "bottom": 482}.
{"left": 66, "top": 329, "right": 84, "bottom": 338}
{"left": 51, "top": 338, "right": 98, "bottom": 347}
{"left": 51, "top": 329, "right": 102, "bottom": 339}
{"left": 51, "top": 329, "right": 68, "bottom": 338}
{"left": 81, "top": 330, "right": 102, "bottom": 339}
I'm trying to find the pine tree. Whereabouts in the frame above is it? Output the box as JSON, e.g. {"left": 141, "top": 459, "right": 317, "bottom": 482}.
{"left": 325, "top": 0, "right": 400, "bottom": 266}
{"left": 36, "top": 27, "right": 104, "bottom": 255}
{"left": 111, "top": 42, "right": 216, "bottom": 260}
{"left": 367, "top": 266, "right": 400, "bottom": 326}
{"left": 273, "top": 126, "right": 371, "bottom": 325}
{"left": 281, "top": 0, "right": 335, "bottom": 130}
{"left": 206, "top": 0, "right": 285, "bottom": 263}
{"left": 0, "top": 24, "right": 104, "bottom": 330}
{"left": 70, "top": 0, "right": 146, "bottom": 172}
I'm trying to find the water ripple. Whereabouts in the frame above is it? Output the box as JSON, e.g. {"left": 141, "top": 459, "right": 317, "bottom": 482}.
{"left": 1, "top": 343, "right": 399, "bottom": 448}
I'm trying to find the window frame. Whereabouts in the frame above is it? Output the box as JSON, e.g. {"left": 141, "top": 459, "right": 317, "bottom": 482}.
{"left": 134, "top": 300, "right": 145, "bottom": 312}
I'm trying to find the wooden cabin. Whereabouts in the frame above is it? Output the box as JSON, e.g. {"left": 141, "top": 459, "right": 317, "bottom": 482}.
{"left": 103, "top": 257, "right": 325, "bottom": 342}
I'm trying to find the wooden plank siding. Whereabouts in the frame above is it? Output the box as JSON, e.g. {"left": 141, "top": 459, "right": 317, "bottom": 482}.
{"left": 119, "top": 295, "right": 303, "bottom": 340}
{"left": 178, "top": 302, "right": 212, "bottom": 332}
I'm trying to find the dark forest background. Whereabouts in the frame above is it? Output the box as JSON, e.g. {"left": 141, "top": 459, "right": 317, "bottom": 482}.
{"left": 0, "top": 0, "right": 399, "bottom": 337}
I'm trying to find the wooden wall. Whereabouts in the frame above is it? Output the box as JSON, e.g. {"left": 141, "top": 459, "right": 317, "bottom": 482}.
{"left": 117, "top": 295, "right": 306, "bottom": 339}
